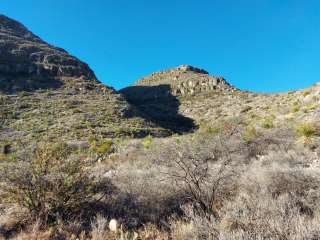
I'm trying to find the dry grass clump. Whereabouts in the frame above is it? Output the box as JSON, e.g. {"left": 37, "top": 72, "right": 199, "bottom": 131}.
{"left": 261, "top": 116, "right": 275, "bottom": 129}
{"left": 295, "top": 122, "right": 318, "bottom": 138}
{"left": 294, "top": 122, "right": 320, "bottom": 146}
{"left": 90, "top": 215, "right": 110, "bottom": 240}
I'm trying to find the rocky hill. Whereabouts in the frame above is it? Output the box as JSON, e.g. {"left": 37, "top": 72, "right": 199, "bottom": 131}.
{"left": 0, "top": 14, "right": 109, "bottom": 93}
{"left": 121, "top": 65, "right": 320, "bottom": 136}
{"left": 0, "top": 15, "right": 171, "bottom": 154}
{"left": 122, "top": 65, "right": 237, "bottom": 101}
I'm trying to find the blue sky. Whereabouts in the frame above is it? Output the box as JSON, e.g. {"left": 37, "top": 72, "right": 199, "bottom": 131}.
{"left": 2, "top": 0, "right": 320, "bottom": 92}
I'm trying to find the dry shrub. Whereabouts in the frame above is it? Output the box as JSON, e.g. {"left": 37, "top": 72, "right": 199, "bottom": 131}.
{"left": 137, "top": 223, "right": 168, "bottom": 240}
{"left": 177, "top": 148, "right": 320, "bottom": 240}
{"left": 155, "top": 128, "right": 240, "bottom": 220}
{"left": 0, "top": 143, "right": 97, "bottom": 225}
{"left": 170, "top": 221, "right": 196, "bottom": 240}
{"left": 90, "top": 215, "right": 110, "bottom": 240}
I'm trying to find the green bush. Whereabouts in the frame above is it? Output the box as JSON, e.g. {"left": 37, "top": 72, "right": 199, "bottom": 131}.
{"left": 261, "top": 116, "right": 274, "bottom": 129}
{"left": 89, "top": 138, "right": 113, "bottom": 155}
{"left": 291, "top": 101, "right": 301, "bottom": 113}
{"left": 291, "top": 105, "right": 300, "bottom": 113}
{"left": 142, "top": 135, "right": 153, "bottom": 149}
{"left": 95, "top": 140, "right": 113, "bottom": 154}
{"left": 0, "top": 143, "right": 96, "bottom": 224}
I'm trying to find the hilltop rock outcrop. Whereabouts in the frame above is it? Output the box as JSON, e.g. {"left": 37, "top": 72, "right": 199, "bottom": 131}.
{"left": 121, "top": 65, "right": 237, "bottom": 102}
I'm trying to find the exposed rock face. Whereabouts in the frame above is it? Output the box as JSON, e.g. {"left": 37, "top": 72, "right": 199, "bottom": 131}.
{"left": 176, "top": 65, "right": 208, "bottom": 74}
{"left": 121, "top": 65, "right": 237, "bottom": 102}
{"left": 0, "top": 14, "right": 103, "bottom": 93}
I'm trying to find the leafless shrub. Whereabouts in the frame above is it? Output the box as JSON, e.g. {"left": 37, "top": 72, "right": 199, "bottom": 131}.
{"left": 155, "top": 127, "right": 240, "bottom": 220}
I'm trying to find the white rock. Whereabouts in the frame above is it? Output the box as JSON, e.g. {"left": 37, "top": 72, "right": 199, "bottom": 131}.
{"left": 109, "top": 219, "right": 118, "bottom": 232}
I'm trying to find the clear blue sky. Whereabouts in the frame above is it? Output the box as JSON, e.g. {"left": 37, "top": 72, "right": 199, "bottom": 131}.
{"left": 2, "top": 0, "right": 320, "bottom": 92}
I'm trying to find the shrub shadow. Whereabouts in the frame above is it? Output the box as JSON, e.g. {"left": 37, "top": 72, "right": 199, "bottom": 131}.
{"left": 120, "top": 84, "right": 197, "bottom": 134}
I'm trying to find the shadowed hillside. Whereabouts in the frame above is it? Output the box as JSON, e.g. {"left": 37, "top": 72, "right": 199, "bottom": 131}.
{"left": 121, "top": 84, "right": 196, "bottom": 134}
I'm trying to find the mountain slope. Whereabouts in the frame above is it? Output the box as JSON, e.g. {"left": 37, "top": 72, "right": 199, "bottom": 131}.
{"left": 121, "top": 65, "right": 320, "bottom": 134}
{"left": 0, "top": 15, "right": 171, "bottom": 154}
{"left": 0, "top": 14, "right": 107, "bottom": 93}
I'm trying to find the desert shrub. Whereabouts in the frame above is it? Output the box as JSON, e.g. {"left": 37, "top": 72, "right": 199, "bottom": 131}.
{"left": 0, "top": 143, "right": 97, "bottom": 224}
{"left": 302, "top": 103, "right": 317, "bottom": 113}
{"left": 199, "top": 122, "right": 220, "bottom": 135}
{"left": 242, "top": 126, "right": 258, "bottom": 143}
{"left": 142, "top": 135, "right": 152, "bottom": 149}
{"left": 302, "top": 90, "right": 311, "bottom": 97}
{"left": 261, "top": 116, "right": 274, "bottom": 129}
{"left": 95, "top": 140, "right": 113, "bottom": 154}
{"left": 170, "top": 220, "right": 197, "bottom": 240}
{"left": 295, "top": 123, "right": 318, "bottom": 138}
{"left": 156, "top": 129, "right": 238, "bottom": 219}
{"left": 175, "top": 148, "right": 320, "bottom": 240}
{"left": 89, "top": 138, "right": 114, "bottom": 161}
{"left": 290, "top": 100, "right": 301, "bottom": 113}
{"left": 107, "top": 159, "right": 182, "bottom": 227}
{"left": 90, "top": 215, "right": 109, "bottom": 240}
{"left": 240, "top": 106, "right": 252, "bottom": 113}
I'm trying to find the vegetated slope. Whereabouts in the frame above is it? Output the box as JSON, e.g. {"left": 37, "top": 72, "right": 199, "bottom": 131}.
{"left": 2, "top": 18, "right": 320, "bottom": 239}
{"left": 0, "top": 15, "right": 170, "bottom": 154}
{"left": 121, "top": 65, "right": 320, "bottom": 135}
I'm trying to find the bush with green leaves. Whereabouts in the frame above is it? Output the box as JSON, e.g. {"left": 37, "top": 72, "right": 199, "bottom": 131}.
{"left": 0, "top": 143, "right": 97, "bottom": 224}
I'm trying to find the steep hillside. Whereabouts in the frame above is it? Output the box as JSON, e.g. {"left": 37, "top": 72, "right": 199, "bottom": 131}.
{"left": 0, "top": 15, "right": 170, "bottom": 155}
{"left": 0, "top": 14, "right": 106, "bottom": 93}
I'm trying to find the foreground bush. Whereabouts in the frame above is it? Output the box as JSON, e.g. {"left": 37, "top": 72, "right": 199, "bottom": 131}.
{"left": 0, "top": 143, "right": 96, "bottom": 224}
